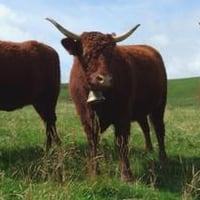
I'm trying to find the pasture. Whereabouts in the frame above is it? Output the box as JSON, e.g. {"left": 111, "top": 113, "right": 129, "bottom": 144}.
{"left": 0, "top": 77, "right": 200, "bottom": 200}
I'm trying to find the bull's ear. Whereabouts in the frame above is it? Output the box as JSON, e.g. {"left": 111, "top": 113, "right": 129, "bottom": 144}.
{"left": 61, "top": 38, "right": 79, "bottom": 55}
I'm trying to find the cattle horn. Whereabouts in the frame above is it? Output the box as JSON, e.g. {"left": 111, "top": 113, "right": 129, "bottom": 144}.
{"left": 113, "top": 24, "right": 140, "bottom": 42}
{"left": 46, "top": 18, "right": 80, "bottom": 40}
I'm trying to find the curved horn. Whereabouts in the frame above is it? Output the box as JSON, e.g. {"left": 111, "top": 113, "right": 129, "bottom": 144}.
{"left": 46, "top": 17, "right": 80, "bottom": 40}
{"left": 113, "top": 24, "right": 140, "bottom": 42}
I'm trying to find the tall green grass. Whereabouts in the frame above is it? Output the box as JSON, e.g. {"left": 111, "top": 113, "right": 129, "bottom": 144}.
{"left": 0, "top": 77, "right": 200, "bottom": 199}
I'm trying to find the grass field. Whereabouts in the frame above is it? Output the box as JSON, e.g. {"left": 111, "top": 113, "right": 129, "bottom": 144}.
{"left": 0, "top": 77, "right": 200, "bottom": 200}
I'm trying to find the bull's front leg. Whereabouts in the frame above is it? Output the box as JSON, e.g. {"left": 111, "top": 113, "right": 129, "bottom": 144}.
{"left": 114, "top": 123, "right": 133, "bottom": 182}
{"left": 86, "top": 128, "right": 99, "bottom": 178}
{"left": 81, "top": 110, "right": 100, "bottom": 179}
{"left": 71, "top": 87, "right": 100, "bottom": 179}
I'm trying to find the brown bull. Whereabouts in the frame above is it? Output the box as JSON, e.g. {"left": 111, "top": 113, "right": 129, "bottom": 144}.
{"left": 0, "top": 40, "right": 61, "bottom": 150}
{"left": 47, "top": 18, "right": 167, "bottom": 182}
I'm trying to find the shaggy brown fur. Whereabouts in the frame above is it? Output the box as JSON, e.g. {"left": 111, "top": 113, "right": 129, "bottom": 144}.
{"left": 0, "top": 40, "right": 61, "bottom": 150}
{"left": 62, "top": 31, "right": 167, "bottom": 182}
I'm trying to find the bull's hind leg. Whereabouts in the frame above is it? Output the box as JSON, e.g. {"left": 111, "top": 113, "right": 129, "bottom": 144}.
{"left": 137, "top": 117, "right": 153, "bottom": 152}
{"left": 33, "top": 103, "right": 61, "bottom": 151}
{"left": 150, "top": 109, "right": 167, "bottom": 163}
{"left": 34, "top": 102, "right": 64, "bottom": 182}
{"left": 45, "top": 120, "right": 61, "bottom": 151}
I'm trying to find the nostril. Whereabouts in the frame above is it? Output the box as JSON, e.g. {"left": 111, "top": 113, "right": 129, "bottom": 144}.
{"left": 92, "top": 74, "right": 112, "bottom": 88}
{"left": 96, "top": 75, "right": 104, "bottom": 84}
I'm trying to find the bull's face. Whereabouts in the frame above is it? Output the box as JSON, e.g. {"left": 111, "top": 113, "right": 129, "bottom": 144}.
{"left": 46, "top": 17, "right": 140, "bottom": 91}
{"left": 61, "top": 32, "right": 115, "bottom": 90}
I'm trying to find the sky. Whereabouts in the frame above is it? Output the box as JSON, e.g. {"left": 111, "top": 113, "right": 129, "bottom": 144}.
{"left": 0, "top": 0, "right": 200, "bottom": 82}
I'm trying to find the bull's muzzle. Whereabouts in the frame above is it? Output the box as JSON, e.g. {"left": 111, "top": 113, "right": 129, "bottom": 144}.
{"left": 96, "top": 74, "right": 112, "bottom": 87}
{"left": 87, "top": 74, "right": 112, "bottom": 104}
{"left": 90, "top": 74, "right": 112, "bottom": 89}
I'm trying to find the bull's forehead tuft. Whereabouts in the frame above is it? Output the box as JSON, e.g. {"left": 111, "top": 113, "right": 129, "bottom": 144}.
{"left": 81, "top": 32, "right": 113, "bottom": 44}
{"left": 80, "top": 32, "right": 115, "bottom": 54}
{"left": 81, "top": 31, "right": 107, "bottom": 38}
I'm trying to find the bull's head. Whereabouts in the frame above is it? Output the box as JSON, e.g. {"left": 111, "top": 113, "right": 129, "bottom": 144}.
{"left": 46, "top": 18, "right": 140, "bottom": 103}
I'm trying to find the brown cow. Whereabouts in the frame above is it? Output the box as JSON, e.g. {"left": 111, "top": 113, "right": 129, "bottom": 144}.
{"left": 47, "top": 18, "right": 167, "bottom": 182}
{"left": 0, "top": 40, "right": 61, "bottom": 150}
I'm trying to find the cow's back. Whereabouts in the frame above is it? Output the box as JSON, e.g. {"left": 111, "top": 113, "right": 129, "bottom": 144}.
{"left": 0, "top": 41, "right": 60, "bottom": 111}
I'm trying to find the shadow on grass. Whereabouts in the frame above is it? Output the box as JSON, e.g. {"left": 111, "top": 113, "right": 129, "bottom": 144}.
{"left": 91, "top": 141, "right": 200, "bottom": 197}
{"left": 0, "top": 144, "right": 87, "bottom": 183}
{"left": 154, "top": 156, "right": 200, "bottom": 193}
{"left": 0, "top": 146, "right": 44, "bottom": 170}
{"left": 0, "top": 142, "right": 199, "bottom": 197}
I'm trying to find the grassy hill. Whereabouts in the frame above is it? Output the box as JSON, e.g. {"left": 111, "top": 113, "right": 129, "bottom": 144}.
{"left": 0, "top": 77, "right": 199, "bottom": 200}
{"left": 59, "top": 77, "right": 200, "bottom": 107}
{"left": 167, "top": 77, "right": 200, "bottom": 107}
